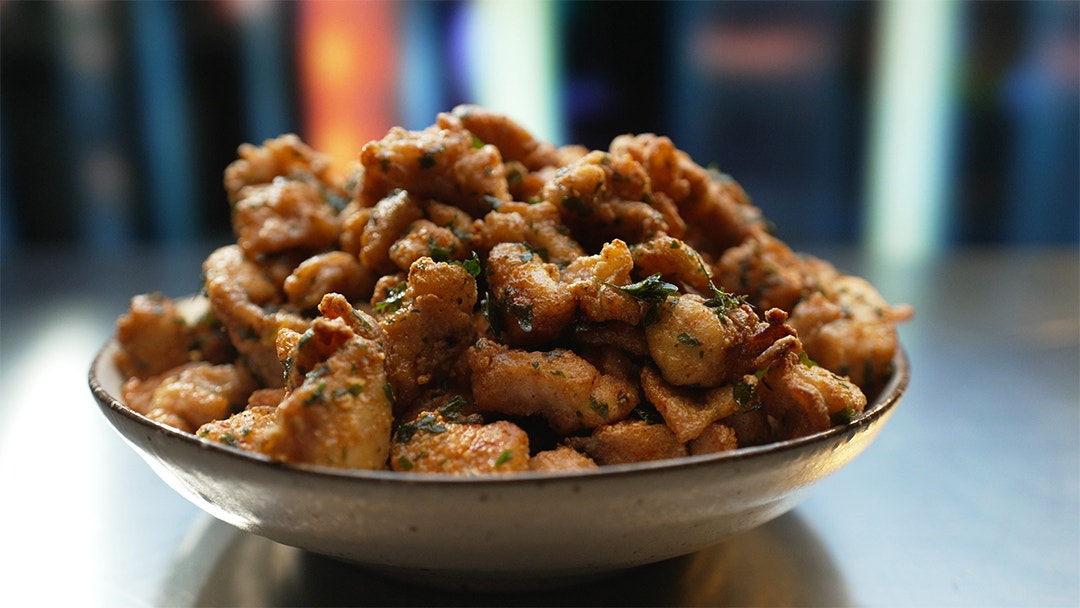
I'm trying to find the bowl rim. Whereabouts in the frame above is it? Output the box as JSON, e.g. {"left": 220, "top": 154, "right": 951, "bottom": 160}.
{"left": 89, "top": 338, "right": 908, "bottom": 486}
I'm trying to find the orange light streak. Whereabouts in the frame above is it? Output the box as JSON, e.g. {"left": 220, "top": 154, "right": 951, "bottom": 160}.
{"left": 297, "top": 0, "right": 398, "bottom": 169}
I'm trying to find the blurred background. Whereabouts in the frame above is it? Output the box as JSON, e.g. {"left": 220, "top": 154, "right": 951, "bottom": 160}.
{"left": 1, "top": 0, "right": 1076, "bottom": 259}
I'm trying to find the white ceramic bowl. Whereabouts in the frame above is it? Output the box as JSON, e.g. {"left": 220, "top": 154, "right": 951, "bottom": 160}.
{"left": 89, "top": 326, "right": 908, "bottom": 590}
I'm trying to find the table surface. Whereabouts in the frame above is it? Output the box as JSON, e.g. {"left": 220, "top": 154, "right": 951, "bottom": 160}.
{"left": 1, "top": 242, "right": 1077, "bottom": 607}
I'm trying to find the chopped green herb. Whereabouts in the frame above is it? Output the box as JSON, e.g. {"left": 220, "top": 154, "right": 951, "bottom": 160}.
{"left": 219, "top": 432, "right": 238, "bottom": 447}
{"left": 830, "top": 405, "right": 857, "bottom": 426}
{"left": 397, "top": 456, "right": 414, "bottom": 471}
{"left": 427, "top": 238, "right": 453, "bottom": 262}
{"left": 799, "top": 351, "right": 819, "bottom": 367}
{"left": 588, "top": 396, "right": 610, "bottom": 419}
{"left": 703, "top": 283, "right": 746, "bottom": 313}
{"left": 333, "top": 383, "right": 365, "bottom": 399}
{"left": 508, "top": 301, "right": 534, "bottom": 333}
{"left": 451, "top": 252, "right": 482, "bottom": 277}
{"left": 494, "top": 450, "right": 514, "bottom": 467}
{"left": 303, "top": 382, "right": 327, "bottom": 405}
{"left": 612, "top": 273, "right": 679, "bottom": 305}
{"left": 395, "top": 413, "right": 447, "bottom": 443}
{"left": 676, "top": 332, "right": 701, "bottom": 348}
{"left": 374, "top": 282, "right": 408, "bottom": 313}
{"left": 733, "top": 379, "right": 759, "bottom": 410}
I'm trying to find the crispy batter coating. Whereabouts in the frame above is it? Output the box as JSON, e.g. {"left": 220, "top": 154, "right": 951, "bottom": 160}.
{"left": 713, "top": 231, "right": 837, "bottom": 313}
{"left": 376, "top": 257, "right": 478, "bottom": 408}
{"left": 114, "top": 293, "right": 193, "bottom": 379}
{"left": 569, "top": 419, "right": 688, "bottom": 465}
{"left": 630, "top": 236, "right": 714, "bottom": 295}
{"left": 283, "top": 251, "right": 376, "bottom": 311}
{"left": 640, "top": 365, "right": 743, "bottom": 443}
{"left": 529, "top": 445, "right": 599, "bottom": 472}
{"left": 223, "top": 133, "right": 346, "bottom": 205}
{"left": 231, "top": 178, "right": 341, "bottom": 258}
{"left": 687, "top": 423, "right": 740, "bottom": 455}
{"left": 644, "top": 293, "right": 797, "bottom": 388}
{"left": 197, "top": 405, "right": 279, "bottom": 453}
{"left": 202, "top": 245, "right": 309, "bottom": 387}
{"left": 788, "top": 275, "right": 914, "bottom": 392}
{"left": 123, "top": 362, "right": 257, "bottom": 433}
{"left": 485, "top": 242, "right": 578, "bottom": 348}
{"left": 561, "top": 239, "right": 644, "bottom": 325}
{"left": 479, "top": 201, "right": 585, "bottom": 266}
{"left": 451, "top": 104, "right": 560, "bottom": 171}
{"left": 268, "top": 315, "right": 393, "bottom": 469}
{"left": 358, "top": 112, "right": 511, "bottom": 217}
{"left": 466, "top": 338, "right": 639, "bottom": 436}
{"left": 390, "top": 409, "right": 530, "bottom": 475}
{"left": 113, "top": 106, "right": 912, "bottom": 473}
{"left": 539, "top": 150, "right": 669, "bottom": 251}
{"left": 758, "top": 350, "right": 868, "bottom": 440}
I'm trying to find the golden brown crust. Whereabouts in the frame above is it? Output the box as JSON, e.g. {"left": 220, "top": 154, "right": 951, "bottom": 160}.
{"left": 112, "top": 106, "right": 911, "bottom": 472}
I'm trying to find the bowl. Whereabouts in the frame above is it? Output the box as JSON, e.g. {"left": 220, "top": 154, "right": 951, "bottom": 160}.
{"left": 89, "top": 320, "right": 908, "bottom": 590}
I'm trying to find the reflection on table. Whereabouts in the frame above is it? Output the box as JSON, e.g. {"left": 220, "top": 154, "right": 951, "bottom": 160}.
{"left": 162, "top": 511, "right": 848, "bottom": 607}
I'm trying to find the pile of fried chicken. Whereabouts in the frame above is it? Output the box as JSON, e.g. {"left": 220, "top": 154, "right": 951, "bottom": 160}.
{"left": 114, "top": 106, "right": 912, "bottom": 474}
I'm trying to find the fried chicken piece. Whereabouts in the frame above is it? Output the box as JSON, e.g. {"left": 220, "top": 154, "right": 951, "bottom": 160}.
{"left": 390, "top": 409, "right": 530, "bottom": 475}
{"left": 123, "top": 362, "right": 257, "bottom": 433}
{"left": 230, "top": 178, "right": 342, "bottom": 258}
{"left": 529, "top": 445, "right": 599, "bottom": 472}
{"left": 359, "top": 189, "right": 426, "bottom": 274}
{"left": 358, "top": 111, "right": 511, "bottom": 217}
{"left": 279, "top": 293, "right": 385, "bottom": 391}
{"left": 223, "top": 133, "right": 348, "bottom": 206}
{"left": 610, "top": 133, "right": 764, "bottom": 253}
{"left": 450, "top": 104, "right": 560, "bottom": 171}
{"left": 640, "top": 365, "right": 744, "bottom": 443}
{"left": 283, "top": 251, "right": 377, "bottom": 311}
{"left": 758, "top": 350, "right": 868, "bottom": 440}
{"left": 687, "top": 423, "right": 739, "bottom": 455}
{"left": 570, "top": 321, "right": 650, "bottom": 358}
{"left": 376, "top": 257, "right": 479, "bottom": 409}
{"left": 788, "top": 275, "right": 914, "bottom": 392}
{"left": 114, "top": 293, "right": 193, "bottom": 379}
{"left": 713, "top": 231, "right": 837, "bottom": 312}
{"left": 561, "top": 239, "right": 644, "bottom": 325}
{"left": 485, "top": 242, "right": 577, "bottom": 349}
{"left": 466, "top": 338, "right": 640, "bottom": 436}
{"left": 202, "top": 245, "right": 310, "bottom": 387}
{"left": 268, "top": 315, "right": 393, "bottom": 469}
{"left": 197, "top": 405, "right": 279, "bottom": 452}
{"left": 630, "top": 236, "right": 713, "bottom": 295}
{"left": 568, "top": 419, "right": 687, "bottom": 465}
{"left": 719, "top": 408, "right": 775, "bottom": 447}
{"left": 478, "top": 200, "right": 585, "bottom": 266}
{"left": 645, "top": 292, "right": 798, "bottom": 388}
{"left": 539, "top": 150, "right": 669, "bottom": 251}
{"left": 338, "top": 201, "right": 371, "bottom": 258}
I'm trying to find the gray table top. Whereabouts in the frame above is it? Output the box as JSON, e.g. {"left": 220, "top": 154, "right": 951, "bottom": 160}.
{"left": 1, "top": 242, "right": 1076, "bottom": 606}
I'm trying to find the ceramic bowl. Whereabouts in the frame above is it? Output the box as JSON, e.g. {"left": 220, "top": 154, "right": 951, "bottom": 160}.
{"left": 89, "top": 317, "right": 908, "bottom": 590}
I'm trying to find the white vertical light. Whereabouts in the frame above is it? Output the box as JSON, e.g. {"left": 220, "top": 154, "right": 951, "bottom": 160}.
{"left": 465, "top": 0, "right": 563, "bottom": 144}
{"left": 865, "top": 0, "right": 961, "bottom": 261}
